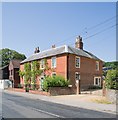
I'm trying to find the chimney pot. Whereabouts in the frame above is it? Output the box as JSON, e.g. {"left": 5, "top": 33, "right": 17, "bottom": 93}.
{"left": 52, "top": 45, "right": 56, "bottom": 48}
{"left": 75, "top": 36, "right": 83, "bottom": 50}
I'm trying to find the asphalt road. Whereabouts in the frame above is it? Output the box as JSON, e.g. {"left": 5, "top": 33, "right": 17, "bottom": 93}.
{"left": 1, "top": 91, "right": 116, "bottom": 119}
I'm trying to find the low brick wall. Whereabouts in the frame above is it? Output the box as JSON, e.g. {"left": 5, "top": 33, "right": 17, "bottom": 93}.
{"left": 8, "top": 88, "right": 50, "bottom": 96}
{"left": 8, "top": 87, "right": 76, "bottom": 96}
{"left": 49, "top": 87, "right": 75, "bottom": 96}
{"left": 29, "top": 90, "right": 50, "bottom": 96}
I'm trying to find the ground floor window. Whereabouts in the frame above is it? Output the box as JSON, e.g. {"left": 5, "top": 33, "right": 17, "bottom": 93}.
{"left": 75, "top": 72, "right": 80, "bottom": 80}
{"left": 94, "top": 77, "right": 101, "bottom": 86}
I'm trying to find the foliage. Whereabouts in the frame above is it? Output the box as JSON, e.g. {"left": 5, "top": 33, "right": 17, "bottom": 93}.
{"left": 24, "top": 63, "right": 32, "bottom": 86}
{"left": 43, "top": 75, "right": 69, "bottom": 92}
{"left": 25, "top": 87, "right": 29, "bottom": 92}
{"left": 0, "top": 48, "right": 26, "bottom": 67}
{"left": 31, "top": 61, "right": 43, "bottom": 90}
{"left": 105, "top": 69, "right": 118, "bottom": 90}
{"left": 104, "top": 61, "right": 118, "bottom": 70}
{"left": 17, "top": 84, "right": 23, "bottom": 88}
{"left": 19, "top": 70, "right": 25, "bottom": 79}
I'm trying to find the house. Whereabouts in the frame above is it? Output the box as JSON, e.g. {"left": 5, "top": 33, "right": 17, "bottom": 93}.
{"left": 0, "top": 65, "right": 9, "bottom": 79}
{"left": 20, "top": 36, "right": 103, "bottom": 92}
{"left": 9, "top": 59, "right": 22, "bottom": 88}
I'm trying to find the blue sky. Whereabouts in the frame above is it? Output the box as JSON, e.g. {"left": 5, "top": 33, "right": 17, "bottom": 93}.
{"left": 2, "top": 2, "right": 116, "bottom": 62}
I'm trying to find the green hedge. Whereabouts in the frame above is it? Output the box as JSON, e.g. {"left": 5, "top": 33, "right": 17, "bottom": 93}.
{"left": 43, "top": 75, "right": 69, "bottom": 92}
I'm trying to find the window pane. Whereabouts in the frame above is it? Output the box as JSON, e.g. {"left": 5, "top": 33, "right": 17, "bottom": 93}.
{"left": 52, "top": 57, "right": 56, "bottom": 68}
{"left": 76, "top": 57, "right": 80, "bottom": 68}
{"left": 75, "top": 73, "right": 80, "bottom": 80}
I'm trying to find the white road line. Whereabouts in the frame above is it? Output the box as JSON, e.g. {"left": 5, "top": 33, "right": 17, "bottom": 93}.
{"left": 31, "top": 107, "right": 65, "bottom": 118}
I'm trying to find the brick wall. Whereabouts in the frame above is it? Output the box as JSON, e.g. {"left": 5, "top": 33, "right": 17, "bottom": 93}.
{"left": 68, "top": 54, "right": 103, "bottom": 90}
{"left": 20, "top": 53, "right": 103, "bottom": 91}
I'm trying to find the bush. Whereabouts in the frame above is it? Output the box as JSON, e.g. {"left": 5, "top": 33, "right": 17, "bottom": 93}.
{"left": 105, "top": 69, "right": 118, "bottom": 90}
{"left": 18, "top": 84, "right": 23, "bottom": 88}
{"left": 43, "top": 75, "right": 69, "bottom": 92}
{"left": 25, "top": 87, "right": 29, "bottom": 92}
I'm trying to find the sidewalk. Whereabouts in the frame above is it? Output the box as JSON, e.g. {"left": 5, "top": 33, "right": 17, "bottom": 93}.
{"left": 3, "top": 90, "right": 116, "bottom": 114}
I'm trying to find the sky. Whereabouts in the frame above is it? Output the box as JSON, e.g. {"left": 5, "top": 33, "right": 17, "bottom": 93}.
{"left": 2, "top": 2, "right": 116, "bottom": 62}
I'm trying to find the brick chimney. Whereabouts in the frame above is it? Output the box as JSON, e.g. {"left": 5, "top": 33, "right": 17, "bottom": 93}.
{"left": 34, "top": 47, "right": 40, "bottom": 53}
{"left": 52, "top": 45, "right": 56, "bottom": 48}
{"left": 75, "top": 36, "right": 83, "bottom": 50}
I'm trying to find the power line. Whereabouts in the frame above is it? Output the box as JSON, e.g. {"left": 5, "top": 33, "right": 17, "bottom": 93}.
{"left": 84, "top": 23, "right": 117, "bottom": 40}
{"left": 69, "top": 23, "right": 117, "bottom": 46}
{"left": 53, "top": 15, "right": 117, "bottom": 45}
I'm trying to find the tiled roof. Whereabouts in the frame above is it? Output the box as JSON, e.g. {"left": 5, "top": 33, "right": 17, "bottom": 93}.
{"left": 21, "top": 45, "right": 101, "bottom": 64}
{"left": 10, "top": 59, "right": 22, "bottom": 68}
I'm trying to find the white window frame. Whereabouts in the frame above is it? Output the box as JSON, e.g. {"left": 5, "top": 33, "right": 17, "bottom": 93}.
{"left": 75, "top": 56, "right": 80, "bottom": 68}
{"left": 51, "top": 57, "right": 56, "bottom": 68}
{"left": 96, "top": 61, "right": 99, "bottom": 71}
{"left": 94, "top": 77, "right": 101, "bottom": 87}
{"left": 40, "top": 59, "right": 45, "bottom": 69}
{"left": 75, "top": 72, "right": 80, "bottom": 81}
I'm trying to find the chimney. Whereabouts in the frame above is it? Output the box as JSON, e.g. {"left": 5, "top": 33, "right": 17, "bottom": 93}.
{"left": 37, "top": 47, "right": 40, "bottom": 53}
{"left": 34, "top": 47, "right": 40, "bottom": 53}
{"left": 52, "top": 45, "right": 56, "bottom": 48}
{"left": 75, "top": 36, "right": 83, "bottom": 50}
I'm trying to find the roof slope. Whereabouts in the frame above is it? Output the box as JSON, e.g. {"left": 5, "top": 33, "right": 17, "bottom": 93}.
{"left": 21, "top": 45, "right": 101, "bottom": 64}
{"left": 10, "top": 60, "right": 22, "bottom": 68}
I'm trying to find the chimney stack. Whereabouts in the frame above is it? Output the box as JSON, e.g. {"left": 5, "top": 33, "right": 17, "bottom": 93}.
{"left": 52, "top": 45, "right": 56, "bottom": 48}
{"left": 34, "top": 47, "right": 40, "bottom": 53}
{"left": 75, "top": 36, "right": 83, "bottom": 50}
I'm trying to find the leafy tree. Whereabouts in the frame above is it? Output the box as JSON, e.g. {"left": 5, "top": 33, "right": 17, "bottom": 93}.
{"left": 104, "top": 61, "right": 118, "bottom": 70}
{"left": 0, "top": 48, "right": 26, "bottom": 67}
{"left": 105, "top": 69, "right": 118, "bottom": 90}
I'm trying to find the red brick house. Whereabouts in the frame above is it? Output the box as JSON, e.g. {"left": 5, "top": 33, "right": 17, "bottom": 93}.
{"left": 20, "top": 36, "right": 103, "bottom": 92}
{"left": 9, "top": 60, "right": 22, "bottom": 88}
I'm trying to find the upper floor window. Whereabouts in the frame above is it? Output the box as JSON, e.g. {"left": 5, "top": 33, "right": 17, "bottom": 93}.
{"left": 40, "top": 59, "right": 45, "bottom": 69}
{"left": 75, "top": 56, "right": 80, "bottom": 68}
{"left": 51, "top": 57, "right": 56, "bottom": 68}
{"left": 96, "top": 61, "right": 99, "bottom": 71}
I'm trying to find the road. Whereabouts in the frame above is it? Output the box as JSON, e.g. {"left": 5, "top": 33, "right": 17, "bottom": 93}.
{"left": 1, "top": 91, "right": 116, "bottom": 119}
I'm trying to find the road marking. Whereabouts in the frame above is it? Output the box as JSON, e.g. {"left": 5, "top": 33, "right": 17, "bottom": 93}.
{"left": 31, "top": 107, "right": 65, "bottom": 118}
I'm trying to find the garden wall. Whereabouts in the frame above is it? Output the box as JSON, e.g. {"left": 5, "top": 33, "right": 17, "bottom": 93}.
{"left": 49, "top": 87, "right": 75, "bottom": 96}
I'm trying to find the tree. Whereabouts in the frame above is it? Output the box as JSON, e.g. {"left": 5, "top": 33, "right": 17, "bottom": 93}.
{"left": 105, "top": 69, "right": 118, "bottom": 90}
{"left": 104, "top": 61, "right": 118, "bottom": 70}
{"left": 0, "top": 48, "right": 26, "bottom": 67}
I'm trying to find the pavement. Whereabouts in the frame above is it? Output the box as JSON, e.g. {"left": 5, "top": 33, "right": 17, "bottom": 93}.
{"left": 3, "top": 89, "right": 116, "bottom": 115}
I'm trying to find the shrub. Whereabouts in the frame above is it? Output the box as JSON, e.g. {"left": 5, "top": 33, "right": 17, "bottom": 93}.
{"left": 18, "top": 84, "right": 23, "bottom": 88}
{"left": 43, "top": 75, "right": 69, "bottom": 92}
{"left": 105, "top": 69, "right": 118, "bottom": 90}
